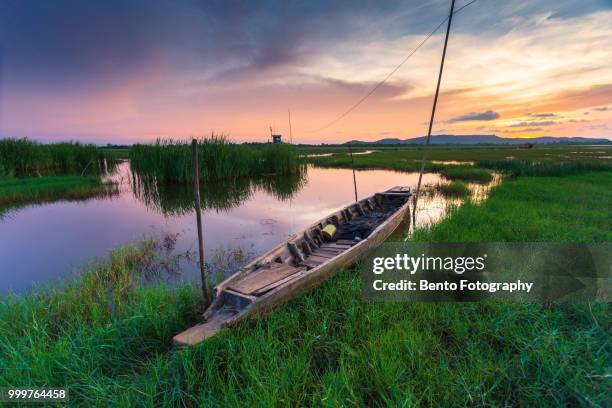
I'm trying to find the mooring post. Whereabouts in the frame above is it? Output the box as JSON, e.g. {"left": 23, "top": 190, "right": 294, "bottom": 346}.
{"left": 192, "top": 139, "right": 211, "bottom": 306}
{"left": 348, "top": 142, "right": 358, "bottom": 202}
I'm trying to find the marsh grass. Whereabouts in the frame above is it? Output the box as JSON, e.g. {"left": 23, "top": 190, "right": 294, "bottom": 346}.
{"left": 440, "top": 166, "right": 493, "bottom": 183}
{"left": 302, "top": 145, "right": 612, "bottom": 163}
{"left": 0, "top": 173, "right": 609, "bottom": 406}
{"left": 0, "top": 176, "right": 118, "bottom": 210}
{"left": 307, "top": 147, "right": 612, "bottom": 183}
{"left": 476, "top": 159, "right": 612, "bottom": 177}
{"left": 130, "top": 135, "right": 303, "bottom": 183}
{"left": 410, "top": 172, "right": 612, "bottom": 242}
{"left": 308, "top": 151, "right": 495, "bottom": 182}
{"left": 436, "top": 180, "right": 470, "bottom": 198}
{"left": 0, "top": 138, "right": 112, "bottom": 177}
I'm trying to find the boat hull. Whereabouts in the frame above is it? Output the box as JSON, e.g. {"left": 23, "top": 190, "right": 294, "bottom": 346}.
{"left": 173, "top": 187, "right": 411, "bottom": 346}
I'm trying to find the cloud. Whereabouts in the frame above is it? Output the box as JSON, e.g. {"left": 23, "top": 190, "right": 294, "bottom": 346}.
{"left": 447, "top": 110, "right": 500, "bottom": 123}
{"left": 2, "top": 0, "right": 612, "bottom": 143}
{"left": 510, "top": 120, "right": 557, "bottom": 127}
{"left": 503, "top": 127, "right": 543, "bottom": 133}
{"left": 583, "top": 124, "right": 609, "bottom": 130}
{"left": 527, "top": 112, "right": 558, "bottom": 118}
{"left": 593, "top": 106, "right": 609, "bottom": 111}
{"left": 0, "top": 0, "right": 399, "bottom": 89}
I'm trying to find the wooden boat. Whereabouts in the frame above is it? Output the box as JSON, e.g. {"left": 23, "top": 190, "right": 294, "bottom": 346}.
{"left": 173, "top": 186, "right": 412, "bottom": 346}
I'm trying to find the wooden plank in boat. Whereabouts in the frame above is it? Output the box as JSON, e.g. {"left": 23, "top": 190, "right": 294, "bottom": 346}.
{"left": 387, "top": 186, "right": 410, "bottom": 193}
{"left": 253, "top": 270, "right": 305, "bottom": 296}
{"left": 315, "top": 247, "right": 344, "bottom": 256}
{"left": 302, "top": 259, "right": 324, "bottom": 269}
{"left": 323, "top": 243, "right": 352, "bottom": 250}
{"left": 381, "top": 191, "right": 411, "bottom": 197}
{"left": 309, "top": 251, "right": 337, "bottom": 260}
{"left": 229, "top": 264, "right": 301, "bottom": 295}
{"left": 336, "top": 239, "right": 356, "bottom": 245}
{"left": 318, "top": 242, "right": 345, "bottom": 249}
{"left": 321, "top": 242, "right": 351, "bottom": 248}
{"left": 307, "top": 254, "right": 333, "bottom": 263}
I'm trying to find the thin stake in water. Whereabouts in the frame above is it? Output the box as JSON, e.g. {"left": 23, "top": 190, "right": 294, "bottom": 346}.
{"left": 288, "top": 108, "right": 293, "bottom": 144}
{"left": 348, "top": 141, "right": 358, "bottom": 202}
{"left": 192, "top": 139, "right": 211, "bottom": 306}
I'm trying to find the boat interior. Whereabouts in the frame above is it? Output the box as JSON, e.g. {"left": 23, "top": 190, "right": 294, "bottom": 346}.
{"left": 216, "top": 187, "right": 411, "bottom": 309}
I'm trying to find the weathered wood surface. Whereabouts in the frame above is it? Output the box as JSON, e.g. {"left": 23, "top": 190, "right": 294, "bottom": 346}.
{"left": 228, "top": 264, "right": 301, "bottom": 295}
{"left": 173, "top": 307, "right": 236, "bottom": 347}
{"left": 173, "top": 186, "right": 411, "bottom": 347}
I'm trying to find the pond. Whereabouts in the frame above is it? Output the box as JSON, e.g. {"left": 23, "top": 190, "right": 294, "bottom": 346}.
{"left": 0, "top": 163, "right": 465, "bottom": 294}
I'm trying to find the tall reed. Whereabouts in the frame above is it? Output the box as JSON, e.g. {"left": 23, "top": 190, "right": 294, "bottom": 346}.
{"left": 0, "top": 138, "right": 112, "bottom": 177}
{"left": 129, "top": 135, "right": 303, "bottom": 183}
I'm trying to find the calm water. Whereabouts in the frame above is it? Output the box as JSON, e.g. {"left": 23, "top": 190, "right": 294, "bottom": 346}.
{"left": 0, "top": 163, "right": 451, "bottom": 294}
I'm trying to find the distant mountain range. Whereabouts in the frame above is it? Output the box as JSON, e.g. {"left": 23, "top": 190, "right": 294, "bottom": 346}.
{"left": 345, "top": 134, "right": 612, "bottom": 145}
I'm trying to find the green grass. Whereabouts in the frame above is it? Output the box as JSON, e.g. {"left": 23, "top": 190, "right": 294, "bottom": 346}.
{"left": 130, "top": 135, "right": 304, "bottom": 183}
{"left": 0, "top": 172, "right": 609, "bottom": 406}
{"left": 0, "top": 176, "right": 117, "bottom": 209}
{"left": 411, "top": 172, "right": 612, "bottom": 242}
{"left": 440, "top": 166, "right": 493, "bottom": 183}
{"left": 476, "top": 159, "right": 612, "bottom": 178}
{"left": 0, "top": 138, "right": 113, "bottom": 177}
{"left": 437, "top": 180, "right": 470, "bottom": 198}
{"left": 307, "top": 146, "right": 612, "bottom": 182}
{"left": 102, "top": 147, "right": 131, "bottom": 160}
{"left": 302, "top": 144, "right": 612, "bottom": 163}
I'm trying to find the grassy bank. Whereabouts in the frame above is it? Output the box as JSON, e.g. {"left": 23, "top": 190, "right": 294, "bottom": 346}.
{"left": 130, "top": 136, "right": 303, "bottom": 183}
{"left": 307, "top": 151, "right": 493, "bottom": 182}
{"left": 0, "top": 138, "right": 112, "bottom": 177}
{"left": 0, "top": 176, "right": 117, "bottom": 210}
{"left": 306, "top": 146, "right": 612, "bottom": 182}
{"left": 0, "top": 171, "right": 609, "bottom": 406}
{"left": 436, "top": 180, "right": 470, "bottom": 198}
{"left": 302, "top": 144, "right": 612, "bottom": 163}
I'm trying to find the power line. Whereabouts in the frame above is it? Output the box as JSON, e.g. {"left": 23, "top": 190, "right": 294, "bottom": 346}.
{"left": 307, "top": 0, "right": 477, "bottom": 134}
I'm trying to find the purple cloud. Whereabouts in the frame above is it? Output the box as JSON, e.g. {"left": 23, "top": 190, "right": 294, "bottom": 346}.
{"left": 447, "top": 110, "right": 500, "bottom": 123}
{"left": 510, "top": 120, "right": 557, "bottom": 127}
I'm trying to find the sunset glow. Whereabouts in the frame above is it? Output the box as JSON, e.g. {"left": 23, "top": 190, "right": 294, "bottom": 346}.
{"left": 1, "top": 0, "right": 611, "bottom": 144}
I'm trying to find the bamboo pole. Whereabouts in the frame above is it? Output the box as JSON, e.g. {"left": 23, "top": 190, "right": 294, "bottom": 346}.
{"left": 192, "top": 139, "right": 211, "bottom": 306}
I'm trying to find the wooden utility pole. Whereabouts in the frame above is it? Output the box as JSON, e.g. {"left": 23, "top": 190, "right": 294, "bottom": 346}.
{"left": 192, "top": 139, "right": 211, "bottom": 306}
{"left": 414, "top": 0, "right": 456, "bottom": 210}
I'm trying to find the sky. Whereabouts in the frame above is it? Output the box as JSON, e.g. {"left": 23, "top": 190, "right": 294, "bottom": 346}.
{"left": 1, "top": 0, "right": 611, "bottom": 144}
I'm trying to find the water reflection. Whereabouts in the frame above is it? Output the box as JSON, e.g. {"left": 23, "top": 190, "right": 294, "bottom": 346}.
{"left": 0, "top": 162, "right": 455, "bottom": 294}
{"left": 131, "top": 170, "right": 307, "bottom": 215}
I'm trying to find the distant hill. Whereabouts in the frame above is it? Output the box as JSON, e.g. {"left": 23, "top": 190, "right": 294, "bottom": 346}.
{"left": 345, "top": 134, "right": 612, "bottom": 145}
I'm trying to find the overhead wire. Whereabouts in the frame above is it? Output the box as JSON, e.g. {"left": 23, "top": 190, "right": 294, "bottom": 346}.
{"left": 306, "top": 0, "right": 477, "bottom": 134}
